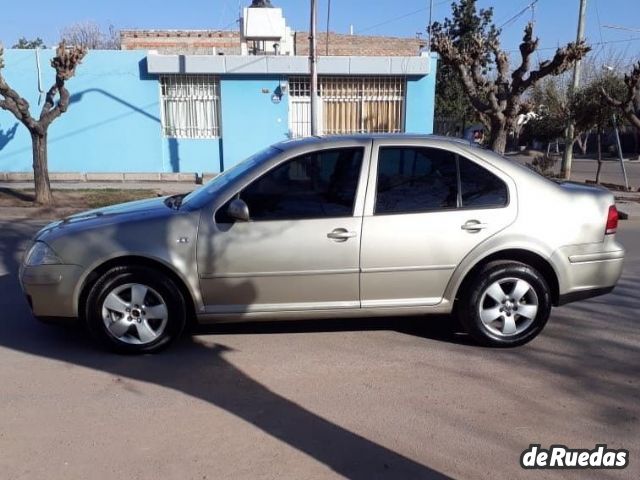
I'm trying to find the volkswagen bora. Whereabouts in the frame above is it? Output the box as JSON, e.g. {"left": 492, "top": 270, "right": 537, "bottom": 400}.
{"left": 20, "top": 135, "right": 625, "bottom": 353}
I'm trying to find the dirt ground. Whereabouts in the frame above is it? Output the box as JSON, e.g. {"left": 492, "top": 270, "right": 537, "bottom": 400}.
{"left": 0, "top": 188, "right": 158, "bottom": 209}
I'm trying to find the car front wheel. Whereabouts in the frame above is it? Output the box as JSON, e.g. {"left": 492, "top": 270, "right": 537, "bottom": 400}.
{"left": 85, "top": 265, "right": 186, "bottom": 353}
{"left": 459, "top": 261, "right": 552, "bottom": 347}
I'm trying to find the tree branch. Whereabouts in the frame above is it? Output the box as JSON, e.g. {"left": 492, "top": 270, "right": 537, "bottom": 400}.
{"left": 513, "top": 39, "right": 590, "bottom": 96}
{"left": 0, "top": 45, "right": 42, "bottom": 132}
{"left": 0, "top": 78, "right": 41, "bottom": 133}
{"left": 511, "top": 23, "right": 538, "bottom": 95}
{"left": 432, "top": 33, "right": 492, "bottom": 113}
{"left": 601, "top": 87, "right": 622, "bottom": 107}
{"left": 490, "top": 38, "right": 510, "bottom": 102}
{"left": 38, "top": 43, "right": 86, "bottom": 127}
{"left": 602, "top": 62, "right": 640, "bottom": 129}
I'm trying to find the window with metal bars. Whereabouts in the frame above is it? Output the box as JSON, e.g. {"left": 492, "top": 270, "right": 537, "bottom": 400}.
{"left": 288, "top": 76, "right": 406, "bottom": 137}
{"left": 160, "top": 75, "right": 221, "bottom": 138}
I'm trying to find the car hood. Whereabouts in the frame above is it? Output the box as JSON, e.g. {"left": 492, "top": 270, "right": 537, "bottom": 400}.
{"left": 35, "top": 196, "right": 175, "bottom": 241}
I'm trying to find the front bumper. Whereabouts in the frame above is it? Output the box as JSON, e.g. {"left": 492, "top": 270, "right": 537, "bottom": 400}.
{"left": 20, "top": 264, "right": 84, "bottom": 319}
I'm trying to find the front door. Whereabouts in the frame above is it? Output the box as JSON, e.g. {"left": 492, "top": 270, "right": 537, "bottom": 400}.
{"left": 198, "top": 145, "right": 369, "bottom": 314}
{"left": 360, "top": 142, "right": 517, "bottom": 307}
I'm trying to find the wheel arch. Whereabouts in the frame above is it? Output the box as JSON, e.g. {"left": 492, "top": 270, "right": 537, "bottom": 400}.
{"left": 77, "top": 255, "right": 198, "bottom": 325}
{"left": 452, "top": 248, "right": 561, "bottom": 308}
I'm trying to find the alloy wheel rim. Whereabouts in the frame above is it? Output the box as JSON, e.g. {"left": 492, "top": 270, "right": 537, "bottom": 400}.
{"left": 478, "top": 277, "right": 539, "bottom": 337}
{"left": 101, "top": 283, "right": 169, "bottom": 345}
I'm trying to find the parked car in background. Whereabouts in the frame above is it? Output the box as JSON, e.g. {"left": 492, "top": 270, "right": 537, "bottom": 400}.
{"left": 20, "top": 135, "right": 625, "bottom": 353}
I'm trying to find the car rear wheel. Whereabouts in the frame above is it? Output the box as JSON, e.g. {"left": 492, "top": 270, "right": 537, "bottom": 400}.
{"left": 85, "top": 265, "right": 186, "bottom": 353}
{"left": 458, "top": 261, "right": 551, "bottom": 347}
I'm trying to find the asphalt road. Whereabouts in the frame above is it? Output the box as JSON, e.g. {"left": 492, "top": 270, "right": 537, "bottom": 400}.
{"left": 0, "top": 220, "right": 638, "bottom": 480}
{"left": 565, "top": 159, "right": 640, "bottom": 188}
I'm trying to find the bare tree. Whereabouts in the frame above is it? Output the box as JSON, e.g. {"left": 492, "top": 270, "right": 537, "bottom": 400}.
{"left": 573, "top": 75, "right": 626, "bottom": 182}
{"left": 60, "top": 21, "right": 121, "bottom": 50}
{"left": 602, "top": 62, "right": 640, "bottom": 130}
{"left": 0, "top": 43, "right": 87, "bottom": 204}
{"left": 431, "top": 0, "right": 590, "bottom": 154}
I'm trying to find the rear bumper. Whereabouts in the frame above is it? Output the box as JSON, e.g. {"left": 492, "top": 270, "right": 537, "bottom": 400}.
{"left": 552, "top": 244, "right": 624, "bottom": 306}
{"left": 557, "top": 286, "right": 615, "bottom": 306}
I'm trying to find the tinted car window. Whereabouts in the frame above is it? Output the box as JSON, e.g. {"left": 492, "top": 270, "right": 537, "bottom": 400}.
{"left": 375, "top": 147, "right": 458, "bottom": 214}
{"left": 459, "top": 156, "right": 508, "bottom": 207}
{"left": 234, "top": 148, "right": 363, "bottom": 221}
{"left": 182, "top": 146, "right": 280, "bottom": 211}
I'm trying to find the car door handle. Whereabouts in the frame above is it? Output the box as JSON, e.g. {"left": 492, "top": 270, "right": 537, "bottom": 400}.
{"left": 327, "top": 228, "right": 358, "bottom": 242}
{"left": 461, "top": 220, "right": 488, "bottom": 232}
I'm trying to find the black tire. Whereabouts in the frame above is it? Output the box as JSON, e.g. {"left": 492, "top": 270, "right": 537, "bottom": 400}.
{"left": 458, "top": 260, "right": 551, "bottom": 347}
{"left": 84, "top": 265, "right": 186, "bottom": 354}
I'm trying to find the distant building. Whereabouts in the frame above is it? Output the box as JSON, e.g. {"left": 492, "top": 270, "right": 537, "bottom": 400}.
{"left": 120, "top": 30, "right": 423, "bottom": 58}
{"left": 120, "top": 30, "right": 242, "bottom": 55}
{"left": 0, "top": 2, "right": 437, "bottom": 175}
{"left": 295, "top": 32, "right": 424, "bottom": 57}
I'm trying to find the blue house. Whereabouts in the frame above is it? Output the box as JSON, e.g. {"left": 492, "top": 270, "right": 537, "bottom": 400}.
{"left": 0, "top": 17, "right": 437, "bottom": 175}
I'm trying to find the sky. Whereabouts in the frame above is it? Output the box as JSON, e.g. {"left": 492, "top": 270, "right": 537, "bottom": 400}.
{"left": 1, "top": 0, "right": 639, "bottom": 65}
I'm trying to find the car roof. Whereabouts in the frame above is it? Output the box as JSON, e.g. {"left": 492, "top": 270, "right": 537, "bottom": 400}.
{"left": 275, "top": 134, "right": 473, "bottom": 151}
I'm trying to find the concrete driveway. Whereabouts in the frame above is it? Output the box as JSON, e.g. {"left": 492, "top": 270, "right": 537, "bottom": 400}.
{"left": 0, "top": 220, "right": 638, "bottom": 480}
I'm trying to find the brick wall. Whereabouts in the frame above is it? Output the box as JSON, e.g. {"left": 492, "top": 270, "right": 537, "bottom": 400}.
{"left": 295, "top": 32, "right": 424, "bottom": 56}
{"left": 120, "top": 30, "right": 242, "bottom": 55}
{"left": 121, "top": 29, "right": 424, "bottom": 57}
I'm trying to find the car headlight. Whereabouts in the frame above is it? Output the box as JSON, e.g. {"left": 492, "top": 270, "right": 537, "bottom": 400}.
{"left": 24, "top": 241, "right": 62, "bottom": 266}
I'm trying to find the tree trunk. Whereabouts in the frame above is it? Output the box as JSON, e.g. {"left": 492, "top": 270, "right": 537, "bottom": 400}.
{"left": 578, "top": 131, "right": 589, "bottom": 156}
{"left": 31, "top": 131, "right": 54, "bottom": 205}
{"left": 489, "top": 123, "right": 508, "bottom": 155}
{"left": 595, "top": 128, "right": 603, "bottom": 184}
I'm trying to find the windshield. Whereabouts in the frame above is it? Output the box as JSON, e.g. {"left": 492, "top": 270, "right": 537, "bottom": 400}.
{"left": 181, "top": 146, "right": 281, "bottom": 210}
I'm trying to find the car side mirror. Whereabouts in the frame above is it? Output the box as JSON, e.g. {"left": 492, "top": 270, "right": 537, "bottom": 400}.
{"left": 227, "top": 198, "right": 250, "bottom": 222}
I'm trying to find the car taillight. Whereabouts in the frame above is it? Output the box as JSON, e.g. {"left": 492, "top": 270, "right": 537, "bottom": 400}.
{"left": 606, "top": 205, "right": 618, "bottom": 235}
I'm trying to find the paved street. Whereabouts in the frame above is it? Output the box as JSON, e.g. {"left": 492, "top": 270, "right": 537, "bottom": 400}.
{"left": 0, "top": 220, "right": 638, "bottom": 480}
{"left": 562, "top": 159, "right": 640, "bottom": 188}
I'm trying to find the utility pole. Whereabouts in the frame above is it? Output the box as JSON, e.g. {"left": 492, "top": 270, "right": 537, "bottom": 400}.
{"left": 427, "top": 0, "right": 434, "bottom": 52}
{"left": 561, "top": 0, "right": 587, "bottom": 179}
{"left": 309, "top": 0, "right": 319, "bottom": 136}
{"left": 325, "top": 0, "right": 332, "bottom": 55}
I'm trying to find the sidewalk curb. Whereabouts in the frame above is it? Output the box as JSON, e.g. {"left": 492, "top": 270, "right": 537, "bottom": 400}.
{"left": 0, "top": 172, "right": 215, "bottom": 183}
{"left": 0, "top": 207, "right": 83, "bottom": 221}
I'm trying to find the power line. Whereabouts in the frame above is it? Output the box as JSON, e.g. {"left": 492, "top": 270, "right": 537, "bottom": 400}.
{"left": 602, "top": 24, "right": 640, "bottom": 33}
{"left": 499, "top": 0, "right": 540, "bottom": 29}
{"left": 357, "top": 0, "right": 449, "bottom": 34}
{"left": 592, "top": 0, "right": 606, "bottom": 59}
{"left": 594, "top": 0, "right": 605, "bottom": 44}
{"left": 504, "top": 36, "right": 640, "bottom": 53}
{"left": 358, "top": 7, "right": 427, "bottom": 34}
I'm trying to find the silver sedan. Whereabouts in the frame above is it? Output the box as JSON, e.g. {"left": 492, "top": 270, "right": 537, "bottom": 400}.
{"left": 20, "top": 135, "right": 625, "bottom": 353}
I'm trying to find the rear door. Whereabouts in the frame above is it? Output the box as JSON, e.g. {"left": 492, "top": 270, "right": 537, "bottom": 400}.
{"left": 360, "top": 140, "right": 517, "bottom": 307}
